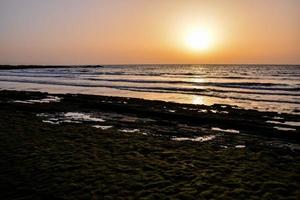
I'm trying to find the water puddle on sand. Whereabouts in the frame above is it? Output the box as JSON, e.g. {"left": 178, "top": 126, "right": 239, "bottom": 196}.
{"left": 273, "top": 116, "right": 284, "bottom": 120}
{"left": 284, "top": 121, "right": 300, "bottom": 126}
{"left": 211, "top": 127, "right": 240, "bottom": 134}
{"left": 119, "top": 129, "right": 140, "bottom": 133}
{"left": 92, "top": 125, "right": 113, "bottom": 130}
{"left": 200, "top": 109, "right": 228, "bottom": 114}
{"left": 267, "top": 120, "right": 300, "bottom": 126}
{"left": 13, "top": 96, "right": 61, "bottom": 104}
{"left": 64, "top": 112, "right": 105, "bottom": 122}
{"left": 35, "top": 112, "right": 297, "bottom": 151}
{"left": 266, "top": 120, "right": 299, "bottom": 131}
{"left": 172, "top": 135, "right": 216, "bottom": 142}
{"left": 42, "top": 120, "right": 59, "bottom": 125}
{"left": 235, "top": 145, "right": 246, "bottom": 149}
{"left": 219, "top": 111, "right": 229, "bottom": 114}
{"left": 37, "top": 112, "right": 105, "bottom": 124}
{"left": 274, "top": 126, "right": 296, "bottom": 131}
{"left": 266, "top": 120, "right": 284, "bottom": 125}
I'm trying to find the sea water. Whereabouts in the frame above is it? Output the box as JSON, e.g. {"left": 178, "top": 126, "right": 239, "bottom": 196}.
{"left": 0, "top": 64, "right": 299, "bottom": 114}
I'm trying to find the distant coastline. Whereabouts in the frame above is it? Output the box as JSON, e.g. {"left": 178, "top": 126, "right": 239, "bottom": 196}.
{"left": 0, "top": 65, "right": 104, "bottom": 70}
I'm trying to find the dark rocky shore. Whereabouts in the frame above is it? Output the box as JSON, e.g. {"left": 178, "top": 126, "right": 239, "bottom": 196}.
{"left": 0, "top": 90, "right": 299, "bottom": 199}
{"left": 0, "top": 65, "right": 103, "bottom": 70}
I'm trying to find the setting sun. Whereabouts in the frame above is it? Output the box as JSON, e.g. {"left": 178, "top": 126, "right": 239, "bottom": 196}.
{"left": 185, "top": 28, "right": 214, "bottom": 51}
{"left": 1, "top": 1, "right": 300, "bottom": 199}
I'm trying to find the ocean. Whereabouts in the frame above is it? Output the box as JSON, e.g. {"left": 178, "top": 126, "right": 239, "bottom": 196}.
{"left": 0, "top": 64, "right": 299, "bottom": 114}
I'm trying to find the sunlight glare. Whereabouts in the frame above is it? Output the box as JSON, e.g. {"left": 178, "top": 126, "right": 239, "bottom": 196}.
{"left": 192, "top": 96, "right": 204, "bottom": 105}
{"left": 185, "top": 28, "right": 213, "bottom": 51}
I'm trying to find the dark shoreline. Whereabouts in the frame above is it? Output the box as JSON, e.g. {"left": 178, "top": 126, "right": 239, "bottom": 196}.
{"left": 1, "top": 90, "right": 299, "bottom": 142}
{"left": 0, "top": 90, "right": 299, "bottom": 199}
{"left": 0, "top": 65, "right": 104, "bottom": 70}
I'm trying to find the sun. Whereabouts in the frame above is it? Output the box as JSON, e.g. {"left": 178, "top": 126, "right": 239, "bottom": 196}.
{"left": 185, "top": 28, "right": 213, "bottom": 51}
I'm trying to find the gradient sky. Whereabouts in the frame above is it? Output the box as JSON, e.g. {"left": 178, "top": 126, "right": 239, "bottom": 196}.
{"left": 0, "top": 0, "right": 299, "bottom": 65}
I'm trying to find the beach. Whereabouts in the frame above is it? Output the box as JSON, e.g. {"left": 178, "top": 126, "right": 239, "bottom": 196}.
{"left": 0, "top": 89, "right": 299, "bottom": 199}
{"left": 1, "top": 0, "right": 299, "bottom": 198}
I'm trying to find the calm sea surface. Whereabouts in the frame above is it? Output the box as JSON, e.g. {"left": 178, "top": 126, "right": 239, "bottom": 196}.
{"left": 0, "top": 65, "right": 299, "bottom": 114}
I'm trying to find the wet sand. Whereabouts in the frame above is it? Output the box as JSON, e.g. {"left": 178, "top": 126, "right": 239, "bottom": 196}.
{"left": 0, "top": 90, "right": 299, "bottom": 199}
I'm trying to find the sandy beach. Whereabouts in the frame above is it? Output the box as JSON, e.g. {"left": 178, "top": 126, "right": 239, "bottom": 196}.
{"left": 1, "top": 0, "right": 300, "bottom": 199}
{"left": 0, "top": 90, "right": 299, "bottom": 199}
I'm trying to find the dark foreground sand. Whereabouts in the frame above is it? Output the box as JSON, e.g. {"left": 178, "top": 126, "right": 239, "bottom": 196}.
{"left": 0, "top": 90, "right": 299, "bottom": 200}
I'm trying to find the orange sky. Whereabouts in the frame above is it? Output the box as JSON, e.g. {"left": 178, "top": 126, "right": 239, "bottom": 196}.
{"left": 0, "top": 0, "right": 299, "bottom": 65}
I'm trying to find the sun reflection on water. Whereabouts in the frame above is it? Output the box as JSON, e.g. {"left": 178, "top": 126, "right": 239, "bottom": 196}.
{"left": 192, "top": 78, "right": 204, "bottom": 83}
{"left": 192, "top": 96, "right": 204, "bottom": 105}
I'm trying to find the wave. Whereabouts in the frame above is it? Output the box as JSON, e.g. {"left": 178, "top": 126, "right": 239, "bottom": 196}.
{"left": 121, "top": 87, "right": 300, "bottom": 105}
{"left": 1, "top": 76, "right": 299, "bottom": 92}
{"left": 1, "top": 79, "right": 300, "bottom": 105}
{"left": 2, "top": 74, "right": 299, "bottom": 91}
{"left": 2, "top": 68, "right": 300, "bottom": 80}
{"left": 85, "top": 78, "right": 299, "bottom": 91}
{"left": 2, "top": 72, "right": 299, "bottom": 82}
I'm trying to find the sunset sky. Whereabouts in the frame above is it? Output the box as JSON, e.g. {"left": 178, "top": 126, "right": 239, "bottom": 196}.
{"left": 0, "top": 0, "right": 299, "bottom": 65}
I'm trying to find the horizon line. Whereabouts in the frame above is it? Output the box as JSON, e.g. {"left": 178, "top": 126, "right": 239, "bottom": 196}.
{"left": 0, "top": 63, "right": 299, "bottom": 66}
